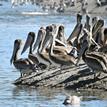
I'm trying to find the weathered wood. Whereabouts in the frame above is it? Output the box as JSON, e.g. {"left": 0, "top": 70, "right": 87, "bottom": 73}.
{"left": 13, "top": 61, "right": 107, "bottom": 90}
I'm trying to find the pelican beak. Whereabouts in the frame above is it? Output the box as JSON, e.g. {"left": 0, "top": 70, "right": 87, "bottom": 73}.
{"left": 76, "top": 40, "right": 88, "bottom": 65}
{"left": 67, "top": 13, "right": 83, "bottom": 42}
{"left": 33, "top": 29, "right": 44, "bottom": 51}
{"left": 67, "top": 24, "right": 83, "bottom": 42}
{"left": 21, "top": 33, "right": 33, "bottom": 54}
{"left": 10, "top": 53, "right": 14, "bottom": 64}
{"left": 10, "top": 40, "right": 20, "bottom": 64}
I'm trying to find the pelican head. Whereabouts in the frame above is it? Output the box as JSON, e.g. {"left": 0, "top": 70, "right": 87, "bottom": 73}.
{"left": 86, "top": 14, "right": 90, "bottom": 24}
{"left": 21, "top": 32, "right": 35, "bottom": 55}
{"left": 92, "top": 16, "right": 98, "bottom": 26}
{"left": 97, "top": 19, "right": 104, "bottom": 28}
{"left": 63, "top": 95, "right": 81, "bottom": 105}
{"left": 77, "top": 13, "right": 82, "bottom": 24}
{"left": 46, "top": 25, "right": 54, "bottom": 32}
{"left": 10, "top": 39, "right": 22, "bottom": 64}
{"left": 33, "top": 27, "right": 46, "bottom": 51}
{"left": 58, "top": 25, "right": 64, "bottom": 36}
{"left": 40, "top": 25, "right": 55, "bottom": 52}
{"left": 57, "top": 24, "right": 65, "bottom": 42}
{"left": 59, "top": 25, "right": 64, "bottom": 32}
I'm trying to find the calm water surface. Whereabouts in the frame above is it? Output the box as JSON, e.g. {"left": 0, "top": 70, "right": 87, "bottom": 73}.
{"left": 0, "top": 1, "right": 107, "bottom": 107}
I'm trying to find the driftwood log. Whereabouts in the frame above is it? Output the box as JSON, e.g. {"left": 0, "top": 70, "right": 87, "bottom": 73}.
{"left": 14, "top": 60, "right": 107, "bottom": 91}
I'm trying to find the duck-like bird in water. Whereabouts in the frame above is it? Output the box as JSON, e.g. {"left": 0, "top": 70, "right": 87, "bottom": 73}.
{"left": 63, "top": 95, "right": 81, "bottom": 105}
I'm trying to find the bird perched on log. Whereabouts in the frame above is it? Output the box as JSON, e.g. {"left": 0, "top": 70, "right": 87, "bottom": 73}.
{"left": 10, "top": 39, "right": 36, "bottom": 77}
{"left": 77, "top": 29, "right": 107, "bottom": 79}
{"left": 21, "top": 32, "right": 39, "bottom": 65}
{"left": 47, "top": 24, "right": 77, "bottom": 67}
{"left": 22, "top": 27, "right": 49, "bottom": 69}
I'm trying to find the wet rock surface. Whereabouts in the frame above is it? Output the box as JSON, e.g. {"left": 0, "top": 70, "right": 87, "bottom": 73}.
{"left": 14, "top": 61, "right": 107, "bottom": 91}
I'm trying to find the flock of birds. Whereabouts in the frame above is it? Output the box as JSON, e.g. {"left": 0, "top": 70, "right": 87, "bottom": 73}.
{"left": 10, "top": 13, "right": 107, "bottom": 79}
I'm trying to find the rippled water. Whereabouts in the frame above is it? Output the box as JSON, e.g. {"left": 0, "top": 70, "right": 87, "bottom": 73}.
{"left": 0, "top": 1, "right": 107, "bottom": 107}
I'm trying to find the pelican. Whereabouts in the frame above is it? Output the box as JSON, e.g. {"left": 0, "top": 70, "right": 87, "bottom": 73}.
{"left": 21, "top": 32, "right": 39, "bottom": 65}
{"left": 83, "top": 18, "right": 104, "bottom": 51}
{"left": 37, "top": 24, "right": 78, "bottom": 67}
{"left": 40, "top": 24, "right": 67, "bottom": 53}
{"left": 96, "top": 27, "right": 107, "bottom": 46}
{"left": 10, "top": 39, "right": 35, "bottom": 77}
{"left": 92, "top": 19, "right": 107, "bottom": 47}
{"left": 21, "top": 31, "right": 47, "bottom": 70}
{"left": 74, "top": 14, "right": 91, "bottom": 51}
{"left": 92, "top": 19, "right": 104, "bottom": 40}
{"left": 48, "top": 26, "right": 77, "bottom": 67}
{"left": 92, "top": 16, "right": 98, "bottom": 28}
{"left": 77, "top": 29, "right": 107, "bottom": 78}
{"left": 56, "top": 25, "right": 66, "bottom": 45}
{"left": 63, "top": 95, "right": 81, "bottom": 105}
{"left": 96, "top": 28, "right": 107, "bottom": 53}
{"left": 67, "top": 13, "right": 83, "bottom": 43}
{"left": 66, "top": 13, "right": 83, "bottom": 51}
{"left": 40, "top": 24, "right": 76, "bottom": 55}
{"left": 22, "top": 27, "right": 51, "bottom": 68}
{"left": 32, "top": 27, "right": 52, "bottom": 68}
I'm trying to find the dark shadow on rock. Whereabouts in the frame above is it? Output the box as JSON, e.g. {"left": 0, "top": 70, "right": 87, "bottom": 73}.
{"left": 59, "top": 68, "right": 91, "bottom": 84}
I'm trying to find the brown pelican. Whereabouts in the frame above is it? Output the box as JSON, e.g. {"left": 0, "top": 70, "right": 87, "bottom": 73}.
{"left": 92, "top": 16, "right": 98, "bottom": 28}
{"left": 21, "top": 32, "right": 39, "bottom": 64}
{"left": 21, "top": 31, "right": 47, "bottom": 70}
{"left": 35, "top": 28, "right": 52, "bottom": 65}
{"left": 84, "top": 18, "right": 104, "bottom": 51}
{"left": 92, "top": 19, "right": 107, "bottom": 48}
{"left": 10, "top": 39, "right": 35, "bottom": 77}
{"left": 47, "top": 26, "right": 77, "bottom": 67}
{"left": 96, "top": 27, "right": 107, "bottom": 46}
{"left": 40, "top": 24, "right": 67, "bottom": 53}
{"left": 92, "top": 19, "right": 104, "bottom": 40}
{"left": 56, "top": 24, "right": 66, "bottom": 44}
{"left": 67, "top": 13, "right": 83, "bottom": 43}
{"left": 66, "top": 13, "right": 83, "bottom": 51}
{"left": 75, "top": 14, "right": 91, "bottom": 51}
{"left": 40, "top": 24, "right": 76, "bottom": 56}
{"left": 35, "top": 26, "right": 76, "bottom": 67}
{"left": 77, "top": 29, "right": 107, "bottom": 78}
{"left": 97, "top": 28, "right": 107, "bottom": 53}
{"left": 28, "top": 27, "right": 52, "bottom": 69}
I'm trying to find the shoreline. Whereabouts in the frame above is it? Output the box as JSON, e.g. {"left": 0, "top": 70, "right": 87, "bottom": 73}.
{"left": 35, "top": 0, "right": 107, "bottom": 17}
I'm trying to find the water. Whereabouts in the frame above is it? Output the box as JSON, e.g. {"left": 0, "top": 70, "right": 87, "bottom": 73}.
{"left": 0, "top": 1, "right": 107, "bottom": 107}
